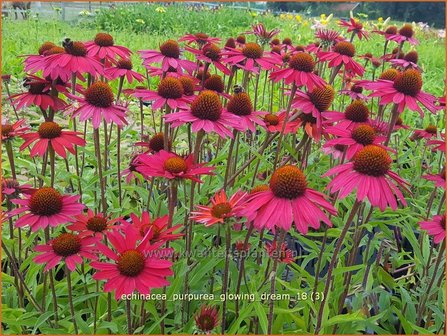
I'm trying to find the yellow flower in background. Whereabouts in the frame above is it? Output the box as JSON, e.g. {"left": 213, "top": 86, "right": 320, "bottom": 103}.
{"left": 155, "top": 6, "right": 166, "bottom": 13}
{"left": 378, "top": 17, "right": 384, "bottom": 23}
{"left": 250, "top": 12, "right": 258, "bottom": 18}
{"left": 302, "top": 20, "right": 309, "bottom": 26}
{"left": 295, "top": 14, "right": 302, "bottom": 23}
{"left": 321, "top": 19, "right": 328, "bottom": 25}
{"left": 287, "top": 14, "right": 293, "bottom": 20}
{"left": 136, "top": 18, "right": 145, "bottom": 24}
{"left": 320, "top": 13, "right": 326, "bottom": 19}
{"left": 280, "top": 13, "right": 286, "bottom": 20}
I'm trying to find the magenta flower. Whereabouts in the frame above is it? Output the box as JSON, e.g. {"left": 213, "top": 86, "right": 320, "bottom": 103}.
{"left": 423, "top": 167, "right": 445, "bottom": 190}
{"left": 387, "top": 24, "right": 419, "bottom": 45}
{"left": 9, "top": 187, "right": 84, "bottom": 231}
{"left": 186, "top": 43, "right": 231, "bottom": 75}
{"left": 34, "top": 232, "right": 98, "bottom": 271}
{"left": 133, "top": 77, "right": 193, "bottom": 110}
{"left": 318, "top": 41, "right": 365, "bottom": 77}
{"left": 338, "top": 18, "right": 369, "bottom": 40}
{"left": 323, "top": 124, "right": 388, "bottom": 160}
{"left": 360, "top": 69, "right": 437, "bottom": 116}
{"left": 84, "top": 33, "right": 132, "bottom": 61}
{"left": 179, "top": 33, "right": 221, "bottom": 46}
{"left": 20, "top": 121, "right": 86, "bottom": 158}
{"left": 129, "top": 211, "right": 183, "bottom": 244}
{"left": 242, "top": 165, "right": 336, "bottom": 233}
{"left": 43, "top": 39, "right": 103, "bottom": 81}
{"left": 135, "top": 150, "right": 214, "bottom": 183}
{"left": 104, "top": 59, "right": 144, "bottom": 83}
{"left": 139, "top": 39, "right": 196, "bottom": 73}
{"left": 191, "top": 190, "right": 247, "bottom": 226}
{"left": 10, "top": 76, "right": 67, "bottom": 111}
{"left": 324, "top": 145, "right": 410, "bottom": 211}
{"left": 68, "top": 209, "right": 121, "bottom": 238}
{"left": 68, "top": 81, "right": 127, "bottom": 129}
{"left": 164, "top": 90, "right": 242, "bottom": 138}
{"left": 419, "top": 215, "right": 445, "bottom": 244}
{"left": 270, "top": 52, "right": 326, "bottom": 90}
{"left": 262, "top": 111, "right": 300, "bottom": 134}
{"left": 91, "top": 225, "right": 173, "bottom": 300}
{"left": 223, "top": 43, "right": 277, "bottom": 73}
{"left": 2, "top": 119, "right": 30, "bottom": 141}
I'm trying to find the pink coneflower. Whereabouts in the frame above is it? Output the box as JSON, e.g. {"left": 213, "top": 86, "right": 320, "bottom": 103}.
{"left": 427, "top": 133, "right": 446, "bottom": 153}
{"left": 135, "top": 132, "right": 166, "bottom": 154}
{"left": 389, "top": 50, "right": 419, "bottom": 70}
{"left": 360, "top": 69, "right": 437, "bottom": 116}
{"left": 68, "top": 209, "right": 120, "bottom": 238}
{"left": 135, "top": 150, "right": 214, "bottom": 183}
{"left": 242, "top": 165, "right": 336, "bottom": 233}
{"left": 84, "top": 33, "right": 132, "bottom": 61}
{"left": 412, "top": 125, "right": 439, "bottom": 139}
{"left": 69, "top": 81, "right": 127, "bottom": 129}
{"left": 387, "top": 24, "right": 419, "bottom": 45}
{"left": 339, "top": 83, "right": 369, "bottom": 101}
{"left": 146, "top": 65, "right": 184, "bottom": 78}
{"left": 21, "top": 43, "right": 70, "bottom": 78}
{"left": 139, "top": 39, "right": 196, "bottom": 73}
{"left": 373, "top": 25, "right": 398, "bottom": 39}
{"left": 419, "top": 215, "right": 445, "bottom": 244}
{"left": 10, "top": 76, "right": 67, "bottom": 111}
{"left": 191, "top": 190, "right": 246, "bottom": 226}
{"left": 43, "top": 39, "right": 103, "bottom": 81}
{"left": 245, "top": 23, "right": 280, "bottom": 45}
{"left": 423, "top": 167, "right": 445, "bottom": 189}
{"left": 34, "top": 232, "right": 97, "bottom": 271}
{"left": 322, "top": 144, "right": 347, "bottom": 160}
{"left": 20, "top": 121, "right": 86, "bottom": 158}
{"left": 223, "top": 43, "right": 277, "bottom": 73}
{"left": 121, "top": 156, "right": 143, "bottom": 183}
{"left": 292, "top": 85, "right": 335, "bottom": 137}
{"left": 179, "top": 33, "right": 221, "bottom": 46}
{"left": 186, "top": 43, "right": 231, "bottom": 75}
{"left": 262, "top": 111, "right": 300, "bottom": 134}
{"left": 270, "top": 52, "right": 326, "bottom": 90}
{"left": 91, "top": 225, "right": 173, "bottom": 300}
{"left": 323, "top": 99, "right": 371, "bottom": 129}
{"left": 164, "top": 90, "right": 242, "bottom": 138}
{"left": 9, "top": 187, "right": 84, "bottom": 231}
{"left": 104, "top": 58, "right": 144, "bottom": 83}
{"left": 226, "top": 92, "right": 265, "bottom": 132}
{"left": 1, "top": 178, "right": 35, "bottom": 199}
{"left": 318, "top": 41, "right": 365, "bottom": 77}
{"left": 315, "top": 29, "right": 343, "bottom": 47}
{"left": 296, "top": 112, "right": 323, "bottom": 142}
{"left": 338, "top": 18, "right": 369, "bottom": 40}
{"left": 195, "top": 305, "right": 220, "bottom": 333}
{"left": 324, "top": 145, "right": 409, "bottom": 211}
{"left": 133, "top": 77, "right": 193, "bottom": 110}
{"left": 203, "top": 74, "right": 230, "bottom": 99}
{"left": 1, "top": 119, "right": 29, "bottom": 141}
{"left": 129, "top": 211, "right": 183, "bottom": 244}
{"left": 323, "top": 124, "right": 388, "bottom": 160}
{"left": 393, "top": 116, "right": 410, "bottom": 130}
{"left": 265, "top": 241, "right": 294, "bottom": 264}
